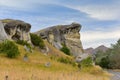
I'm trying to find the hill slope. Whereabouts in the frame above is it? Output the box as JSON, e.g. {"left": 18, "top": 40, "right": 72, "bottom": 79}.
{"left": 0, "top": 42, "right": 110, "bottom": 80}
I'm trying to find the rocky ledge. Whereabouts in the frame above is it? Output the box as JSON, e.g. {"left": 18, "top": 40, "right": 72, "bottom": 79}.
{"left": 0, "top": 19, "right": 31, "bottom": 43}
{"left": 35, "top": 23, "right": 84, "bottom": 56}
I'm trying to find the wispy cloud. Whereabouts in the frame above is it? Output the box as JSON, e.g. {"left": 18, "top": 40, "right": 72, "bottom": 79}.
{"left": 65, "top": 3, "right": 120, "bottom": 20}
{"left": 81, "top": 27, "right": 120, "bottom": 48}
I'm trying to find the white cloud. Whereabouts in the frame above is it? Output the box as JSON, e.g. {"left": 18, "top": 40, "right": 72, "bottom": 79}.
{"left": 1, "top": 0, "right": 120, "bottom": 20}
{"left": 64, "top": 1, "right": 120, "bottom": 20}
{"left": 81, "top": 27, "right": 120, "bottom": 48}
{"left": 74, "top": 6, "right": 120, "bottom": 20}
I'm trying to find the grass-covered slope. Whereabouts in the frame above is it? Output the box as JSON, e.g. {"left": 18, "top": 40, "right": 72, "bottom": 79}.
{"left": 0, "top": 42, "right": 110, "bottom": 80}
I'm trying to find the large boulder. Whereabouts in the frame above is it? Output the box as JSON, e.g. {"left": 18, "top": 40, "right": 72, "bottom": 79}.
{"left": 1, "top": 19, "right": 31, "bottom": 43}
{"left": 35, "top": 23, "right": 84, "bottom": 56}
{"left": 0, "top": 21, "right": 8, "bottom": 42}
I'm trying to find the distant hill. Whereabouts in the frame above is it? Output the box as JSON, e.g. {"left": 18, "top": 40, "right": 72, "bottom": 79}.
{"left": 84, "top": 47, "right": 95, "bottom": 54}
{"left": 94, "top": 45, "right": 108, "bottom": 53}
{"left": 84, "top": 45, "right": 109, "bottom": 54}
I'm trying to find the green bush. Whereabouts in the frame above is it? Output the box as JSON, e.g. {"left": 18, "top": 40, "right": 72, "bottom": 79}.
{"left": 16, "top": 40, "right": 32, "bottom": 51}
{"left": 30, "top": 33, "right": 45, "bottom": 49}
{"left": 39, "top": 42, "right": 45, "bottom": 49}
{"left": 57, "top": 57, "right": 71, "bottom": 64}
{"left": 0, "top": 43, "right": 3, "bottom": 53}
{"left": 80, "top": 57, "right": 93, "bottom": 68}
{"left": 60, "top": 45, "right": 70, "bottom": 55}
{"left": 95, "top": 50, "right": 107, "bottom": 65}
{"left": 57, "top": 57, "right": 76, "bottom": 67}
{"left": 1, "top": 40, "right": 20, "bottom": 58}
{"left": 99, "top": 56, "right": 109, "bottom": 68}
{"left": 95, "top": 51, "right": 111, "bottom": 69}
{"left": 16, "top": 40, "right": 29, "bottom": 45}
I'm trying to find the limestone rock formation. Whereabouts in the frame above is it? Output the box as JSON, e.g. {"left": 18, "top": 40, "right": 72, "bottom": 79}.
{"left": 0, "top": 21, "right": 8, "bottom": 42}
{"left": 35, "top": 23, "right": 84, "bottom": 56}
{"left": 0, "top": 19, "right": 31, "bottom": 43}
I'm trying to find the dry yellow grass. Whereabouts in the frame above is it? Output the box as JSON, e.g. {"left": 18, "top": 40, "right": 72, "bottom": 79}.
{"left": 0, "top": 43, "right": 110, "bottom": 80}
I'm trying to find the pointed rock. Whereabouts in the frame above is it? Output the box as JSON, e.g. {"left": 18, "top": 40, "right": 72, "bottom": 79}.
{"left": 0, "top": 21, "right": 8, "bottom": 42}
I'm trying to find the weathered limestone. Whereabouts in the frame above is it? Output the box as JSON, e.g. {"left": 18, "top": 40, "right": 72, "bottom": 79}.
{"left": 0, "top": 21, "right": 8, "bottom": 42}
{"left": 35, "top": 23, "right": 84, "bottom": 56}
{"left": 1, "top": 19, "right": 31, "bottom": 43}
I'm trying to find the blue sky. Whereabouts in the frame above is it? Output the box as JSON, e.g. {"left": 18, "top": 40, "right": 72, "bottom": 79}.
{"left": 0, "top": 0, "right": 120, "bottom": 48}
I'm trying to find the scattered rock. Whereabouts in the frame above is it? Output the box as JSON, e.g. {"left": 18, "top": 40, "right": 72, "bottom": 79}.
{"left": 41, "top": 46, "right": 49, "bottom": 55}
{"left": 23, "top": 54, "right": 29, "bottom": 62}
{"left": 45, "top": 62, "right": 51, "bottom": 67}
{"left": 75, "top": 53, "right": 89, "bottom": 62}
{"left": 24, "top": 45, "right": 32, "bottom": 53}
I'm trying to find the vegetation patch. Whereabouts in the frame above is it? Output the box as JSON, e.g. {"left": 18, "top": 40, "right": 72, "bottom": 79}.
{"left": 57, "top": 57, "right": 77, "bottom": 67}
{"left": 78, "top": 57, "right": 93, "bottom": 69}
{"left": 95, "top": 39, "right": 120, "bottom": 69}
{"left": 30, "top": 33, "right": 45, "bottom": 49}
{"left": 16, "top": 40, "right": 29, "bottom": 46}
{"left": 0, "top": 40, "right": 20, "bottom": 58}
{"left": 16, "top": 40, "right": 32, "bottom": 52}
{"left": 60, "top": 44, "right": 70, "bottom": 55}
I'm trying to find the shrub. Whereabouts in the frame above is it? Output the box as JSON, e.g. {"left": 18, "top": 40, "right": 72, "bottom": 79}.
{"left": 50, "top": 56, "right": 56, "bottom": 60}
{"left": 16, "top": 40, "right": 32, "bottom": 51}
{"left": 99, "top": 56, "right": 110, "bottom": 68}
{"left": 39, "top": 42, "right": 45, "bottom": 49}
{"left": 0, "top": 43, "right": 3, "bottom": 53}
{"left": 16, "top": 40, "right": 28, "bottom": 45}
{"left": 30, "top": 33, "right": 45, "bottom": 49}
{"left": 80, "top": 57, "right": 93, "bottom": 68}
{"left": 57, "top": 57, "right": 71, "bottom": 64}
{"left": 1, "top": 40, "right": 20, "bottom": 58}
{"left": 57, "top": 57, "right": 77, "bottom": 67}
{"left": 60, "top": 45, "right": 70, "bottom": 55}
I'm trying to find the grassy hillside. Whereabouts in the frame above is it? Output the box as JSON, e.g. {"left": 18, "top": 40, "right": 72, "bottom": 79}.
{"left": 0, "top": 41, "right": 110, "bottom": 80}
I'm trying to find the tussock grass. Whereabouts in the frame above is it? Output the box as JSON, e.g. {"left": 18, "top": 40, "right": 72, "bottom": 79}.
{"left": 0, "top": 42, "right": 110, "bottom": 80}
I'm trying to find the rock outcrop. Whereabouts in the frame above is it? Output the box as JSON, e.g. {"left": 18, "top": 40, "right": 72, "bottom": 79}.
{"left": 0, "top": 19, "right": 31, "bottom": 43}
{"left": 35, "top": 23, "right": 84, "bottom": 56}
{"left": 0, "top": 21, "right": 8, "bottom": 42}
